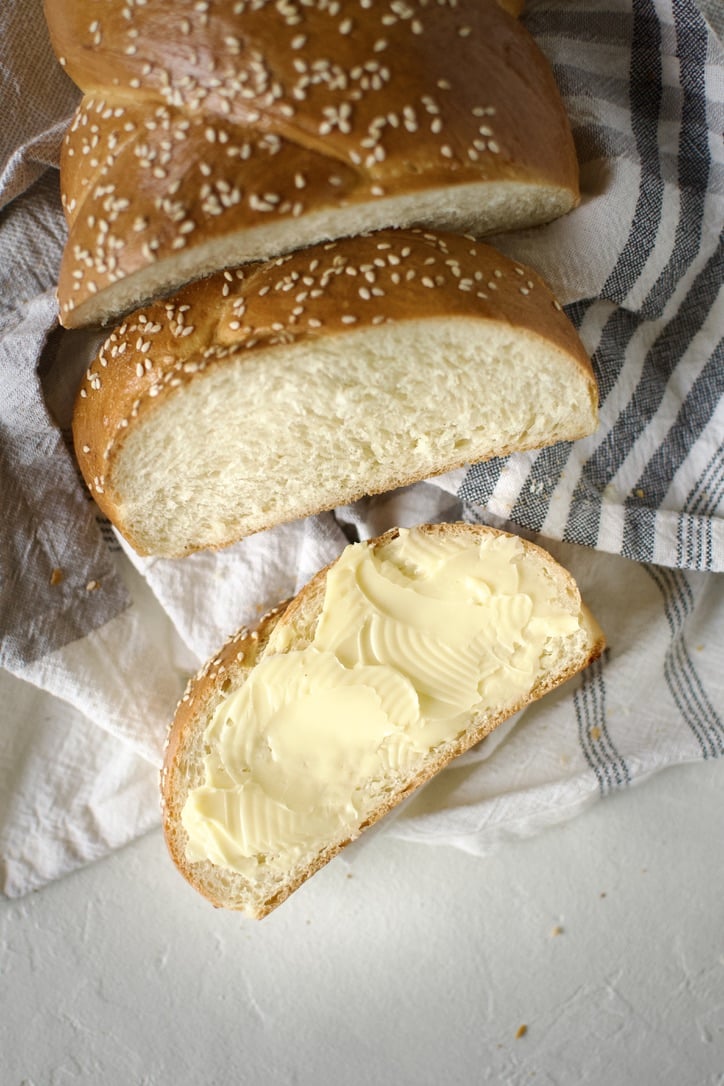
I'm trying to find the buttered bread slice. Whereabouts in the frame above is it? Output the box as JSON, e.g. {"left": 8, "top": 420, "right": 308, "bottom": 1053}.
{"left": 161, "top": 523, "right": 605, "bottom": 917}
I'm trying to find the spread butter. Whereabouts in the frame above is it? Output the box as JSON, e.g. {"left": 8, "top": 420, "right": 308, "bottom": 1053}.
{"left": 182, "top": 529, "right": 580, "bottom": 877}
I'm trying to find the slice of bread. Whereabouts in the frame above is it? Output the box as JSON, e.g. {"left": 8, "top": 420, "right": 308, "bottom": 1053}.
{"left": 73, "top": 229, "right": 598, "bottom": 557}
{"left": 161, "top": 523, "right": 605, "bottom": 918}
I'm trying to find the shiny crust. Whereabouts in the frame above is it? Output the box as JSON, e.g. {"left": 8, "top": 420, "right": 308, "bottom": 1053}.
{"left": 160, "top": 523, "right": 606, "bottom": 918}
{"left": 45, "top": 0, "right": 578, "bottom": 327}
{"left": 72, "top": 227, "right": 597, "bottom": 555}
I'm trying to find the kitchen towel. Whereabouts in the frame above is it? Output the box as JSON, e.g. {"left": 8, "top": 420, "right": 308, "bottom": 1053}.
{"left": 0, "top": 0, "right": 722, "bottom": 897}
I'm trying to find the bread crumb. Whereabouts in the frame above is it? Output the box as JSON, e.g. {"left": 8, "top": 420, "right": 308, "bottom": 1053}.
{"left": 50, "top": 568, "right": 64, "bottom": 586}
{"left": 515, "top": 1024, "right": 528, "bottom": 1039}
{"left": 86, "top": 580, "right": 101, "bottom": 591}
{"left": 551, "top": 925, "right": 564, "bottom": 937}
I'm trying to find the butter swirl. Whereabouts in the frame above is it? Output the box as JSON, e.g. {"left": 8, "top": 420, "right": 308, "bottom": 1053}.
{"left": 182, "top": 529, "right": 581, "bottom": 878}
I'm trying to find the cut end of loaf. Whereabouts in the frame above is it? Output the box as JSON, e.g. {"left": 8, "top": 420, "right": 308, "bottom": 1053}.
{"left": 161, "top": 523, "right": 605, "bottom": 918}
{"left": 48, "top": 0, "right": 579, "bottom": 329}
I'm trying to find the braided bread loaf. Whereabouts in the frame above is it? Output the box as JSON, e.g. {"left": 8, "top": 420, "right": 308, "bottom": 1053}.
{"left": 45, "top": 0, "right": 579, "bottom": 328}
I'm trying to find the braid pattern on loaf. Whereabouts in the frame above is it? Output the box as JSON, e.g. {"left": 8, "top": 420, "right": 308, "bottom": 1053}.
{"left": 45, "top": 0, "right": 578, "bottom": 325}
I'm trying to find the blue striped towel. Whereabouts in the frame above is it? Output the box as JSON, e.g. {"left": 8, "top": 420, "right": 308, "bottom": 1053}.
{"left": 459, "top": 0, "right": 724, "bottom": 572}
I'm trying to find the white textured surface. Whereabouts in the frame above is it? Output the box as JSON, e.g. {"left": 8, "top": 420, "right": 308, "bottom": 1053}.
{"left": 3, "top": 757, "right": 724, "bottom": 1085}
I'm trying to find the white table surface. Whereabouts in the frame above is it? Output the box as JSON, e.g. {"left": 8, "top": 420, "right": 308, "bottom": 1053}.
{"left": 3, "top": 755, "right": 723, "bottom": 1086}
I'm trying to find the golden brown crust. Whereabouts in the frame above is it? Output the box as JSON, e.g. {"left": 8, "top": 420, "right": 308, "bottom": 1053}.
{"left": 45, "top": 0, "right": 578, "bottom": 327}
{"left": 72, "top": 227, "right": 597, "bottom": 555}
{"left": 160, "top": 523, "right": 606, "bottom": 918}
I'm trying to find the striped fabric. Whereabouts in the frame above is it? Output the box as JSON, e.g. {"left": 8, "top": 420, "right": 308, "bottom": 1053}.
{"left": 459, "top": 0, "right": 724, "bottom": 571}
{"left": 645, "top": 563, "right": 724, "bottom": 759}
